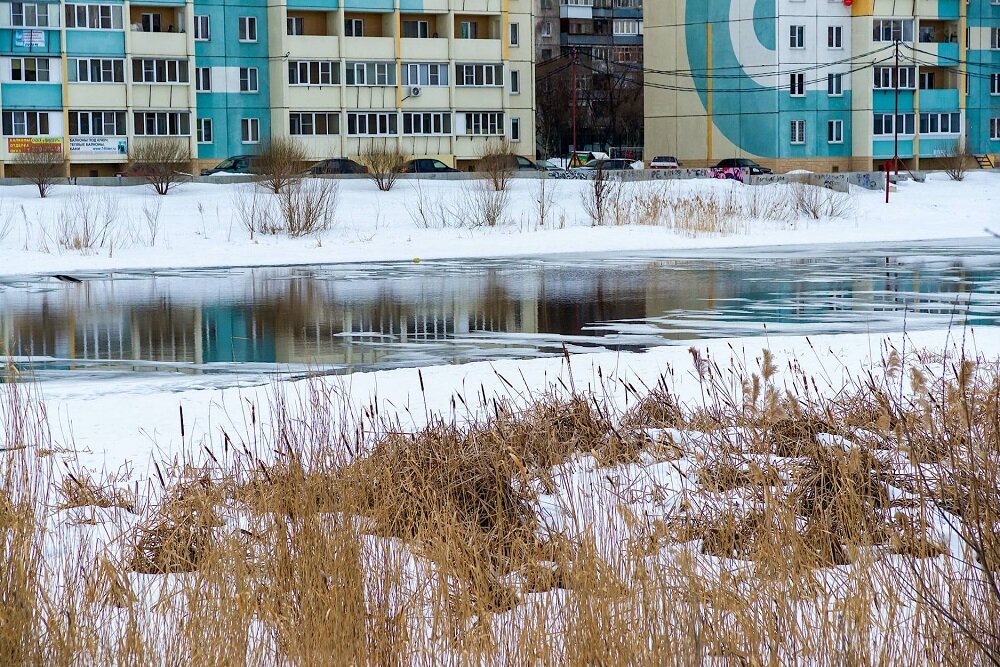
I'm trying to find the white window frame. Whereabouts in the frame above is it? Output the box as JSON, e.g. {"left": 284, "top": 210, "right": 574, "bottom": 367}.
{"left": 790, "top": 119, "right": 806, "bottom": 145}
{"left": 197, "top": 117, "right": 213, "bottom": 143}
{"left": 241, "top": 117, "right": 260, "bottom": 143}
{"left": 238, "top": 15, "right": 257, "bottom": 42}
{"left": 828, "top": 119, "right": 843, "bottom": 144}
{"left": 194, "top": 15, "right": 209, "bottom": 40}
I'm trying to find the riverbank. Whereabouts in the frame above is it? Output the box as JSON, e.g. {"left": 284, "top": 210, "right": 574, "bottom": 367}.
{"left": 0, "top": 170, "right": 996, "bottom": 278}
{"left": 4, "top": 326, "right": 998, "bottom": 663}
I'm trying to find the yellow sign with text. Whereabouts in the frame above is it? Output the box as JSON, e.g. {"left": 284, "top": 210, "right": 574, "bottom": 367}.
{"left": 7, "top": 137, "right": 62, "bottom": 154}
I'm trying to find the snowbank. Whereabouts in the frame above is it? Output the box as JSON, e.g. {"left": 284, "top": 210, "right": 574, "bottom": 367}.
{"left": 0, "top": 171, "right": 996, "bottom": 278}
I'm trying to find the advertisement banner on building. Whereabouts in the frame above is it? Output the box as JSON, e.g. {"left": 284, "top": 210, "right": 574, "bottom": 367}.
{"left": 7, "top": 137, "right": 62, "bottom": 154}
{"left": 69, "top": 137, "right": 128, "bottom": 154}
{"left": 13, "top": 30, "right": 45, "bottom": 48}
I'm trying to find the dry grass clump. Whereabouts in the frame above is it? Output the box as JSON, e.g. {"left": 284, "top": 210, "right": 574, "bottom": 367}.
{"left": 58, "top": 471, "right": 135, "bottom": 512}
{"left": 128, "top": 472, "right": 220, "bottom": 574}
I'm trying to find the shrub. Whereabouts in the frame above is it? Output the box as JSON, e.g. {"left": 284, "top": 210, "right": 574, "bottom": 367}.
{"left": 255, "top": 137, "right": 307, "bottom": 194}
{"left": 128, "top": 138, "right": 190, "bottom": 195}
{"left": 477, "top": 138, "right": 516, "bottom": 192}
{"left": 13, "top": 146, "right": 63, "bottom": 198}
{"left": 358, "top": 141, "right": 408, "bottom": 192}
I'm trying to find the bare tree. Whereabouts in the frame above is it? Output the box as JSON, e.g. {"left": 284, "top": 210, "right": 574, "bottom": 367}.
{"left": 13, "top": 146, "right": 63, "bottom": 198}
{"left": 943, "top": 140, "right": 972, "bottom": 182}
{"left": 477, "top": 138, "right": 517, "bottom": 192}
{"left": 255, "top": 137, "right": 307, "bottom": 194}
{"left": 358, "top": 141, "right": 409, "bottom": 192}
{"left": 128, "top": 138, "right": 190, "bottom": 195}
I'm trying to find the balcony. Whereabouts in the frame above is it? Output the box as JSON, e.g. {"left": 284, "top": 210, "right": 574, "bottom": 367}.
{"left": 917, "top": 20, "right": 960, "bottom": 65}
{"left": 919, "top": 88, "right": 960, "bottom": 112}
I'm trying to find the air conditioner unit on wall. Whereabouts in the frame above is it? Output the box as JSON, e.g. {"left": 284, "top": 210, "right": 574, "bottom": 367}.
{"left": 410, "top": 86, "right": 421, "bottom": 97}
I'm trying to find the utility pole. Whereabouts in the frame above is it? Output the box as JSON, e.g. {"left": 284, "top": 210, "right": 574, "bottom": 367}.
{"left": 893, "top": 39, "right": 900, "bottom": 175}
{"left": 571, "top": 46, "right": 578, "bottom": 164}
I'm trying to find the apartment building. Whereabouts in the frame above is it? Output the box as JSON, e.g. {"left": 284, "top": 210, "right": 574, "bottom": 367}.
{"left": 534, "top": 0, "right": 642, "bottom": 156}
{"left": 645, "top": 0, "right": 1000, "bottom": 173}
{"left": 0, "top": 0, "right": 535, "bottom": 176}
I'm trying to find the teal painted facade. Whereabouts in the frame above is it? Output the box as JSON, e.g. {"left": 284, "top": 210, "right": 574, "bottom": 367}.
{"left": 665, "top": 0, "right": 1000, "bottom": 165}
{"left": 967, "top": 0, "right": 1000, "bottom": 154}
{"left": 682, "top": 2, "right": 852, "bottom": 161}
{"left": 194, "top": 0, "right": 271, "bottom": 160}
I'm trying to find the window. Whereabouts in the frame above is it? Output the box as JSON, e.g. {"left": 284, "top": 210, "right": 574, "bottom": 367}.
{"left": 511, "top": 69, "right": 520, "bottom": 94}
{"left": 197, "top": 118, "right": 213, "bottom": 143}
{"left": 195, "top": 67, "right": 211, "bottom": 92}
{"left": 828, "top": 119, "right": 843, "bottom": 144}
{"left": 241, "top": 117, "right": 259, "bottom": 143}
{"left": 140, "top": 13, "right": 159, "bottom": 32}
{"left": 992, "top": 27, "right": 1000, "bottom": 50}
{"left": 194, "top": 15, "right": 209, "bottom": 40}
{"left": 11, "top": 3, "right": 49, "bottom": 27}
{"left": 344, "top": 18, "right": 363, "bottom": 36}
{"left": 132, "top": 59, "right": 189, "bottom": 84}
{"left": 68, "top": 111, "right": 126, "bottom": 135}
{"left": 828, "top": 25, "right": 842, "bottom": 49}
{"left": 873, "top": 66, "right": 915, "bottom": 89}
{"left": 239, "top": 67, "right": 258, "bottom": 92}
{"left": 790, "top": 119, "right": 806, "bottom": 144}
{"left": 828, "top": 73, "right": 843, "bottom": 96}
{"left": 919, "top": 112, "right": 962, "bottom": 134}
{"left": 402, "top": 111, "right": 451, "bottom": 135}
{"left": 992, "top": 73, "right": 1000, "bottom": 95}
{"left": 346, "top": 112, "right": 398, "bottom": 135}
{"left": 456, "top": 63, "right": 503, "bottom": 87}
{"left": 238, "top": 16, "right": 256, "bottom": 42}
{"left": 68, "top": 58, "right": 125, "bottom": 83}
{"left": 789, "top": 25, "right": 805, "bottom": 49}
{"left": 2, "top": 110, "right": 50, "bottom": 136}
{"left": 873, "top": 19, "right": 914, "bottom": 43}
{"left": 11, "top": 58, "right": 51, "bottom": 82}
{"left": 401, "top": 63, "right": 448, "bottom": 86}
{"left": 289, "top": 112, "right": 340, "bottom": 135}
{"left": 403, "top": 20, "right": 428, "bottom": 38}
{"left": 991, "top": 118, "right": 1000, "bottom": 140}
{"left": 613, "top": 19, "right": 639, "bottom": 36}
{"left": 873, "top": 112, "right": 915, "bottom": 136}
{"left": 288, "top": 61, "right": 339, "bottom": 86}
{"left": 789, "top": 72, "right": 805, "bottom": 96}
{"left": 511, "top": 117, "right": 521, "bottom": 142}
{"left": 133, "top": 111, "right": 190, "bottom": 135}
{"left": 287, "top": 16, "right": 303, "bottom": 35}
{"left": 462, "top": 111, "right": 503, "bottom": 136}
{"left": 345, "top": 62, "right": 396, "bottom": 86}
{"left": 64, "top": 3, "right": 123, "bottom": 29}
{"left": 541, "top": 21, "right": 552, "bottom": 38}
{"left": 459, "top": 20, "right": 477, "bottom": 39}
{"left": 509, "top": 22, "right": 519, "bottom": 46}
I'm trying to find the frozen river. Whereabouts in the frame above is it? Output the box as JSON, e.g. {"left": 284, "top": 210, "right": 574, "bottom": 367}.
{"left": 2, "top": 238, "right": 999, "bottom": 385}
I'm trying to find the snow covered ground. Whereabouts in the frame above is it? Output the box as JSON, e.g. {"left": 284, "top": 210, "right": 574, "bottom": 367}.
{"left": 35, "top": 326, "right": 997, "bottom": 477}
{"left": 0, "top": 170, "right": 996, "bottom": 278}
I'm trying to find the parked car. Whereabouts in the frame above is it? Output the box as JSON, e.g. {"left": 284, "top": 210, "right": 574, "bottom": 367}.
{"left": 714, "top": 158, "right": 772, "bottom": 175}
{"left": 649, "top": 155, "right": 681, "bottom": 170}
{"left": 572, "top": 158, "right": 637, "bottom": 173}
{"left": 201, "top": 155, "right": 259, "bottom": 176}
{"left": 513, "top": 155, "right": 541, "bottom": 170}
{"left": 307, "top": 158, "right": 367, "bottom": 175}
{"left": 403, "top": 158, "right": 459, "bottom": 173}
{"left": 535, "top": 159, "right": 563, "bottom": 173}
